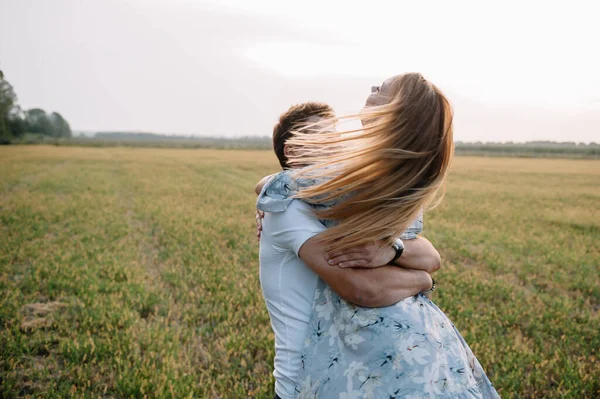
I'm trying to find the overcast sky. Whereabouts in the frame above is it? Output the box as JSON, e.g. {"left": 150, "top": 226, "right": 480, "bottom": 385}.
{"left": 1, "top": 0, "right": 599, "bottom": 142}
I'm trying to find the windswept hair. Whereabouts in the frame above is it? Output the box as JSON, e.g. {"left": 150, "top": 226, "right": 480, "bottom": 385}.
{"left": 272, "top": 102, "right": 335, "bottom": 169}
{"left": 287, "top": 73, "right": 454, "bottom": 251}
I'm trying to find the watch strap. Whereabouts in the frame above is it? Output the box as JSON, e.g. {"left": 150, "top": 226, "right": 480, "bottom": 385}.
{"left": 390, "top": 238, "right": 404, "bottom": 263}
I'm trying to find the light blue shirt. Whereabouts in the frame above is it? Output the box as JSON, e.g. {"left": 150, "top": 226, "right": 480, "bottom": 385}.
{"left": 259, "top": 200, "right": 326, "bottom": 398}
{"left": 257, "top": 170, "right": 499, "bottom": 398}
{"left": 257, "top": 170, "right": 423, "bottom": 238}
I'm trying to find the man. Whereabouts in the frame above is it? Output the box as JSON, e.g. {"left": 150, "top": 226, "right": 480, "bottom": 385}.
{"left": 258, "top": 103, "right": 440, "bottom": 399}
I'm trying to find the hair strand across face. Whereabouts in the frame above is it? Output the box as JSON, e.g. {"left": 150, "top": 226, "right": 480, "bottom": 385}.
{"left": 287, "top": 73, "right": 454, "bottom": 250}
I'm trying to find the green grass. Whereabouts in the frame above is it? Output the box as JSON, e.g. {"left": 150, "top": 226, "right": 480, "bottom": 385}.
{"left": 1, "top": 146, "right": 598, "bottom": 398}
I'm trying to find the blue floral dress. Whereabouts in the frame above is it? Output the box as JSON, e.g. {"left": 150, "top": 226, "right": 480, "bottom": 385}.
{"left": 257, "top": 171, "right": 500, "bottom": 399}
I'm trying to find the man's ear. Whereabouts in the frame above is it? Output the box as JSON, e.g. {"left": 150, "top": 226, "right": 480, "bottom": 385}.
{"left": 284, "top": 145, "right": 294, "bottom": 158}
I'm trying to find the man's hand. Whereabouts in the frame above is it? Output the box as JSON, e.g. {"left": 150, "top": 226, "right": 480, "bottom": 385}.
{"left": 256, "top": 209, "right": 264, "bottom": 241}
{"left": 325, "top": 240, "right": 396, "bottom": 268}
{"left": 300, "top": 236, "right": 433, "bottom": 308}
{"left": 325, "top": 237, "right": 441, "bottom": 275}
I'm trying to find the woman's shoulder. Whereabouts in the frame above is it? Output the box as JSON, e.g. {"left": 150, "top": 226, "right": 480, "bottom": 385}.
{"left": 256, "top": 170, "right": 296, "bottom": 212}
{"left": 256, "top": 168, "right": 336, "bottom": 213}
{"left": 400, "top": 211, "right": 424, "bottom": 239}
{"left": 264, "top": 170, "right": 295, "bottom": 196}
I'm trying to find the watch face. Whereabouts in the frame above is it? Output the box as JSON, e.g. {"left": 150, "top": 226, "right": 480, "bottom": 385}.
{"left": 391, "top": 238, "right": 404, "bottom": 262}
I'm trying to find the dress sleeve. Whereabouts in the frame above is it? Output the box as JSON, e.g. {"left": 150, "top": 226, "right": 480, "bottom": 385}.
{"left": 399, "top": 210, "right": 424, "bottom": 240}
{"left": 256, "top": 169, "right": 336, "bottom": 212}
{"left": 256, "top": 171, "right": 296, "bottom": 212}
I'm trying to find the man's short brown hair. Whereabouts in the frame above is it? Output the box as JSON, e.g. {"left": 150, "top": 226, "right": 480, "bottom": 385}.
{"left": 272, "top": 102, "right": 334, "bottom": 169}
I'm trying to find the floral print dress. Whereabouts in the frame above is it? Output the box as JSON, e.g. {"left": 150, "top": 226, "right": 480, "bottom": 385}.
{"left": 257, "top": 171, "right": 500, "bottom": 399}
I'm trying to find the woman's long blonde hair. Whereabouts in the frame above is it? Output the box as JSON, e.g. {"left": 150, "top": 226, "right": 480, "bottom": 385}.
{"left": 287, "top": 73, "right": 454, "bottom": 251}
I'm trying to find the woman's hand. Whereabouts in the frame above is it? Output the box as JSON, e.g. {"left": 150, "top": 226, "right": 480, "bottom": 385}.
{"left": 256, "top": 209, "right": 264, "bottom": 241}
{"left": 325, "top": 241, "right": 395, "bottom": 268}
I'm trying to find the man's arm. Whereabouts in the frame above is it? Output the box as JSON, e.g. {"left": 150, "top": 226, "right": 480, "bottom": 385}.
{"left": 325, "top": 237, "right": 441, "bottom": 274}
{"left": 393, "top": 236, "right": 441, "bottom": 273}
{"left": 267, "top": 200, "right": 433, "bottom": 308}
{"left": 299, "top": 235, "right": 433, "bottom": 308}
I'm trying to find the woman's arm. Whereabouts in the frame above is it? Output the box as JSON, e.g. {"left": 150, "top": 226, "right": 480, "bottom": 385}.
{"left": 255, "top": 174, "right": 276, "bottom": 195}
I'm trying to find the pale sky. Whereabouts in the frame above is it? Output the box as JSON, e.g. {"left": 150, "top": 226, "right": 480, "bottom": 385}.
{"left": 1, "top": 0, "right": 599, "bottom": 142}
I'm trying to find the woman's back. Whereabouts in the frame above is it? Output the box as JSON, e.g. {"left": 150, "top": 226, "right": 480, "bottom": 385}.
{"left": 297, "top": 281, "right": 497, "bottom": 398}
{"left": 257, "top": 173, "right": 499, "bottom": 398}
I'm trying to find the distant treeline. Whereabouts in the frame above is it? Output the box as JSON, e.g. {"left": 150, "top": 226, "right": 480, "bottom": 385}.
{"left": 14, "top": 132, "right": 597, "bottom": 158}
{"left": 15, "top": 132, "right": 273, "bottom": 150}
{"left": 0, "top": 71, "right": 72, "bottom": 143}
{"left": 88, "top": 132, "right": 272, "bottom": 149}
{"left": 454, "top": 141, "right": 599, "bottom": 158}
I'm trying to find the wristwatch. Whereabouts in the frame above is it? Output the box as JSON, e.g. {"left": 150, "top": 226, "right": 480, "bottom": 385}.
{"left": 390, "top": 238, "right": 404, "bottom": 263}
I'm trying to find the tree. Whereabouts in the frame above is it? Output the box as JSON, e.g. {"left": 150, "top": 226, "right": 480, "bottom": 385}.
{"left": 24, "top": 108, "right": 49, "bottom": 135}
{"left": 23, "top": 109, "right": 72, "bottom": 138}
{"left": 49, "top": 112, "right": 72, "bottom": 138}
{"left": 1, "top": 70, "right": 73, "bottom": 142}
{"left": 0, "top": 70, "right": 20, "bottom": 142}
{"left": 7, "top": 105, "right": 26, "bottom": 138}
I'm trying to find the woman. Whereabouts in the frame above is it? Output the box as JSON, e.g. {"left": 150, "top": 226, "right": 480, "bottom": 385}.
{"left": 259, "top": 73, "right": 499, "bottom": 398}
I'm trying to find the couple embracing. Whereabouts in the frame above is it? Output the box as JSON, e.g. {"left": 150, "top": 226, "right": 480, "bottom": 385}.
{"left": 255, "top": 73, "right": 500, "bottom": 398}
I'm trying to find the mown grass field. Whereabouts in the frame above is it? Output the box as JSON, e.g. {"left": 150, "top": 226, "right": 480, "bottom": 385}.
{"left": 1, "top": 145, "right": 598, "bottom": 398}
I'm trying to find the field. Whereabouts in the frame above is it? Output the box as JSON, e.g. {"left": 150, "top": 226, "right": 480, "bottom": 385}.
{"left": 0, "top": 145, "right": 599, "bottom": 398}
